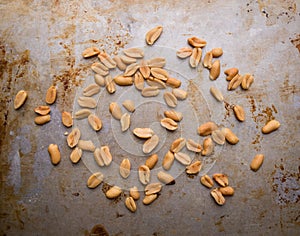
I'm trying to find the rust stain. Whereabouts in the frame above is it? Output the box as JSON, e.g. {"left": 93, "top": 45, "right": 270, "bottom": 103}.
{"left": 89, "top": 224, "right": 109, "bottom": 236}
{"left": 290, "top": 34, "right": 300, "bottom": 53}
{"left": 279, "top": 76, "right": 298, "bottom": 103}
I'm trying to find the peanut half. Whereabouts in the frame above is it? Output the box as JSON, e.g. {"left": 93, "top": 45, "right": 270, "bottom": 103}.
{"left": 122, "top": 100, "right": 135, "bottom": 112}
{"left": 133, "top": 128, "right": 154, "bottom": 139}
{"left": 201, "top": 137, "right": 214, "bottom": 156}
{"left": 88, "top": 114, "right": 102, "bottom": 131}
{"left": 241, "top": 73, "right": 254, "bottom": 90}
{"left": 166, "top": 77, "right": 181, "bottom": 88}
{"left": 176, "top": 47, "right": 193, "bottom": 58}
{"left": 186, "top": 139, "right": 202, "bottom": 153}
{"left": 170, "top": 138, "right": 186, "bottom": 153}
{"left": 211, "top": 188, "right": 225, "bottom": 205}
{"left": 143, "top": 134, "right": 159, "bottom": 154}
{"left": 109, "top": 102, "right": 122, "bottom": 120}
{"left": 87, "top": 172, "right": 104, "bottom": 189}
{"left": 145, "top": 26, "right": 163, "bottom": 45}
{"left": 160, "top": 118, "right": 178, "bottom": 131}
{"left": 62, "top": 111, "right": 73, "bottom": 127}
{"left": 164, "top": 110, "right": 183, "bottom": 122}
{"left": 145, "top": 154, "right": 158, "bottom": 170}
{"left": 162, "top": 151, "right": 175, "bottom": 170}
{"left": 120, "top": 158, "right": 131, "bottom": 178}
{"left": 203, "top": 51, "right": 213, "bottom": 69}
{"left": 83, "top": 83, "right": 100, "bottom": 97}
{"left": 233, "top": 105, "right": 245, "bottom": 122}
{"left": 34, "top": 105, "right": 50, "bottom": 115}
{"left": 209, "top": 60, "right": 220, "bottom": 80}
{"left": 190, "top": 48, "right": 202, "bottom": 68}
{"left": 174, "top": 152, "right": 192, "bottom": 166}
{"left": 141, "top": 87, "right": 160, "bottom": 97}
{"left": 130, "top": 186, "right": 140, "bottom": 200}
{"left": 67, "top": 128, "right": 81, "bottom": 148}
{"left": 94, "top": 74, "right": 105, "bottom": 87}
{"left": 77, "top": 96, "right": 97, "bottom": 109}
{"left": 123, "top": 47, "right": 144, "bottom": 58}
{"left": 157, "top": 171, "right": 175, "bottom": 185}
{"left": 34, "top": 115, "right": 51, "bottom": 125}
{"left": 143, "top": 194, "right": 158, "bottom": 205}
{"left": 186, "top": 160, "right": 202, "bottom": 175}
{"left": 105, "top": 186, "right": 122, "bottom": 199}
{"left": 145, "top": 183, "right": 162, "bottom": 195}
{"left": 70, "top": 147, "right": 82, "bottom": 164}
{"left": 48, "top": 144, "right": 61, "bottom": 165}
{"left": 210, "top": 86, "right": 224, "bottom": 102}
{"left": 163, "top": 91, "right": 178, "bottom": 108}
{"left": 213, "top": 173, "right": 229, "bottom": 187}
{"left": 139, "top": 165, "right": 151, "bottom": 185}
{"left": 198, "top": 121, "right": 218, "bottom": 136}
{"left": 224, "top": 68, "right": 239, "bottom": 81}
{"left": 250, "top": 154, "right": 264, "bottom": 172}
{"left": 82, "top": 47, "right": 100, "bottom": 58}
{"left": 262, "top": 120, "right": 280, "bottom": 134}
{"left": 78, "top": 140, "right": 96, "bottom": 152}
{"left": 120, "top": 113, "right": 131, "bottom": 132}
{"left": 211, "top": 48, "right": 223, "bottom": 58}
{"left": 200, "top": 175, "right": 214, "bottom": 188}
{"left": 125, "top": 197, "right": 137, "bottom": 213}
{"left": 222, "top": 128, "right": 239, "bottom": 145}
{"left": 187, "top": 37, "right": 206, "bottom": 48}
{"left": 45, "top": 86, "right": 57, "bottom": 105}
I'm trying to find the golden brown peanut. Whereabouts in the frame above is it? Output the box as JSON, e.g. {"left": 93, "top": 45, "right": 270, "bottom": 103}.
{"left": 133, "top": 128, "right": 154, "bottom": 139}
{"left": 87, "top": 172, "right": 104, "bottom": 189}
{"left": 34, "top": 106, "right": 50, "bottom": 115}
{"left": 123, "top": 47, "right": 144, "bottom": 58}
{"left": 213, "top": 173, "right": 229, "bottom": 187}
{"left": 147, "top": 57, "right": 166, "bottom": 68}
{"left": 198, "top": 122, "right": 218, "bottom": 136}
{"left": 222, "top": 128, "right": 239, "bottom": 145}
{"left": 164, "top": 110, "right": 183, "bottom": 122}
{"left": 201, "top": 137, "right": 214, "bottom": 156}
{"left": 78, "top": 140, "right": 96, "bottom": 152}
{"left": 125, "top": 197, "right": 137, "bottom": 213}
{"left": 45, "top": 86, "right": 57, "bottom": 105}
{"left": 233, "top": 105, "right": 245, "bottom": 122}
{"left": 163, "top": 91, "right": 178, "bottom": 108}
{"left": 228, "top": 74, "right": 243, "bottom": 90}
{"left": 105, "top": 186, "right": 122, "bottom": 199}
{"left": 203, "top": 51, "right": 213, "bottom": 69}
{"left": 130, "top": 186, "right": 140, "bottom": 200}
{"left": 77, "top": 97, "right": 97, "bottom": 109}
{"left": 162, "top": 151, "right": 175, "bottom": 170}
{"left": 200, "top": 175, "right": 214, "bottom": 188}
{"left": 219, "top": 186, "right": 234, "bottom": 196}
{"left": 209, "top": 86, "right": 224, "bottom": 102}
{"left": 157, "top": 171, "right": 175, "bottom": 185}
{"left": 146, "top": 78, "right": 167, "bottom": 89}
{"left": 186, "top": 160, "right": 202, "bottom": 174}
{"left": 67, "top": 128, "right": 81, "bottom": 148}
{"left": 160, "top": 118, "right": 178, "bottom": 131}
{"left": 211, "top": 188, "right": 225, "bottom": 205}
{"left": 120, "top": 113, "right": 131, "bottom": 132}
{"left": 261, "top": 120, "right": 280, "bottom": 134}
{"left": 145, "top": 154, "right": 158, "bottom": 169}
{"left": 113, "top": 55, "right": 127, "bottom": 71}
{"left": 34, "top": 115, "right": 51, "bottom": 125}
{"left": 105, "top": 75, "right": 116, "bottom": 94}
{"left": 48, "top": 144, "right": 61, "bottom": 165}
{"left": 120, "top": 158, "right": 131, "bottom": 178}
{"left": 134, "top": 71, "right": 145, "bottom": 91}
{"left": 139, "top": 60, "right": 151, "bottom": 79}
{"left": 187, "top": 37, "right": 207, "bottom": 48}
{"left": 211, "top": 130, "right": 225, "bottom": 145}
{"left": 250, "top": 154, "right": 264, "bottom": 171}
{"left": 100, "top": 146, "right": 113, "bottom": 166}
{"left": 145, "top": 26, "right": 163, "bottom": 45}
{"left": 141, "top": 87, "right": 160, "bottom": 97}
{"left": 83, "top": 83, "right": 100, "bottom": 97}
{"left": 176, "top": 47, "right": 193, "bottom": 58}
{"left": 124, "top": 63, "right": 140, "bottom": 77}
{"left": 211, "top": 48, "right": 223, "bottom": 58}
{"left": 70, "top": 147, "right": 82, "bottom": 164}
{"left": 88, "top": 114, "right": 102, "bottom": 131}
{"left": 145, "top": 183, "right": 162, "bottom": 195}
{"left": 190, "top": 48, "right": 202, "bottom": 68}
{"left": 170, "top": 138, "right": 186, "bottom": 153}
{"left": 98, "top": 52, "right": 116, "bottom": 69}
{"left": 94, "top": 74, "right": 106, "bottom": 87}
{"left": 174, "top": 152, "right": 191, "bottom": 166}
{"left": 61, "top": 111, "right": 73, "bottom": 128}
{"left": 224, "top": 68, "right": 239, "bottom": 81}
{"left": 139, "top": 165, "right": 151, "bottom": 185}
{"left": 241, "top": 73, "right": 254, "bottom": 90}
{"left": 82, "top": 47, "right": 100, "bottom": 58}
{"left": 94, "top": 148, "right": 104, "bottom": 167}
{"left": 186, "top": 139, "right": 202, "bottom": 153}
{"left": 143, "top": 194, "right": 158, "bottom": 205}
{"left": 74, "top": 109, "right": 91, "bottom": 119}
{"left": 209, "top": 60, "right": 220, "bottom": 80}
{"left": 143, "top": 135, "right": 159, "bottom": 154}
{"left": 166, "top": 77, "right": 181, "bottom": 88}
{"left": 172, "top": 88, "right": 187, "bottom": 100}
{"left": 122, "top": 100, "right": 135, "bottom": 112}
{"left": 109, "top": 102, "right": 122, "bottom": 120}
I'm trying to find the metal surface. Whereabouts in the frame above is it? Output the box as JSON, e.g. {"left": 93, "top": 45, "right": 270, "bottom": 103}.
{"left": 0, "top": 0, "right": 299, "bottom": 235}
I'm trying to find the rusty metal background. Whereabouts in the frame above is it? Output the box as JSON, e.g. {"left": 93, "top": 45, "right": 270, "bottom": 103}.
{"left": 0, "top": 0, "right": 299, "bottom": 235}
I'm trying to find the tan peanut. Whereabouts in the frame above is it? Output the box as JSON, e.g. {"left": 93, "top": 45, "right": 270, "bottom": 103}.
{"left": 130, "top": 186, "right": 140, "bottom": 200}
{"left": 203, "top": 51, "right": 213, "bottom": 69}
{"left": 109, "top": 102, "right": 122, "bottom": 120}
{"left": 160, "top": 118, "right": 178, "bottom": 131}
{"left": 113, "top": 55, "right": 127, "bottom": 71}
{"left": 147, "top": 57, "right": 166, "bottom": 68}
{"left": 143, "top": 134, "right": 159, "bottom": 154}
{"left": 150, "top": 67, "right": 169, "bottom": 81}
{"left": 201, "top": 137, "right": 214, "bottom": 156}
{"left": 146, "top": 78, "right": 166, "bottom": 89}
{"left": 211, "top": 48, "right": 223, "bottom": 58}
{"left": 105, "top": 186, "right": 122, "bottom": 199}
{"left": 198, "top": 121, "right": 218, "bottom": 136}
{"left": 186, "top": 160, "right": 202, "bottom": 174}
{"left": 82, "top": 47, "right": 100, "bottom": 58}
{"left": 209, "top": 60, "right": 220, "bottom": 80}
{"left": 211, "top": 129, "right": 225, "bottom": 145}
{"left": 190, "top": 48, "right": 202, "bottom": 68}
{"left": 139, "top": 165, "right": 151, "bottom": 185}
{"left": 124, "top": 63, "right": 140, "bottom": 77}
{"left": 222, "top": 128, "right": 239, "bottom": 144}
{"left": 210, "top": 86, "right": 224, "bottom": 102}
{"left": 134, "top": 71, "right": 145, "bottom": 91}
{"left": 261, "top": 120, "right": 280, "bottom": 134}
{"left": 83, "top": 83, "right": 100, "bottom": 97}
{"left": 164, "top": 110, "right": 183, "bottom": 122}
{"left": 87, "top": 172, "right": 104, "bottom": 189}
{"left": 172, "top": 88, "right": 187, "bottom": 100}
{"left": 186, "top": 139, "right": 202, "bottom": 153}
{"left": 94, "top": 74, "right": 105, "bottom": 87}
{"left": 100, "top": 146, "right": 113, "bottom": 166}
{"left": 211, "top": 188, "right": 225, "bottom": 205}
{"left": 187, "top": 37, "right": 206, "bottom": 48}
{"left": 176, "top": 47, "right": 193, "bottom": 58}
{"left": 228, "top": 74, "right": 243, "bottom": 90}
{"left": 45, "top": 86, "right": 57, "bottom": 105}
{"left": 219, "top": 186, "right": 234, "bottom": 196}
{"left": 34, "top": 115, "right": 51, "bottom": 125}
{"left": 133, "top": 128, "right": 154, "bottom": 139}
{"left": 34, "top": 106, "right": 50, "bottom": 115}
{"left": 91, "top": 62, "right": 109, "bottom": 76}
{"left": 141, "top": 87, "right": 160, "bottom": 97}
{"left": 78, "top": 140, "right": 95, "bottom": 152}
{"left": 143, "top": 194, "right": 158, "bottom": 205}
{"left": 105, "top": 75, "right": 116, "bottom": 94}
{"left": 145, "top": 26, "right": 163, "bottom": 45}
{"left": 125, "top": 197, "right": 137, "bottom": 213}
{"left": 88, "top": 114, "right": 102, "bottom": 131}
{"left": 122, "top": 100, "right": 135, "bottom": 112}
{"left": 67, "top": 128, "right": 81, "bottom": 148}
{"left": 166, "top": 77, "right": 181, "bottom": 88}
{"left": 120, "top": 113, "right": 131, "bottom": 132}
{"left": 74, "top": 109, "right": 91, "bottom": 119}
{"left": 120, "top": 55, "right": 137, "bottom": 64}
{"left": 241, "top": 73, "right": 254, "bottom": 90}
{"left": 139, "top": 60, "right": 151, "bottom": 79}
{"left": 98, "top": 52, "right": 116, "bottom": 69}
{"left": 200, "top": 175, "right": 214, "bottom": 188}
{"left": 175, "top": 152, "right": 191, "bottom": 166}
{"left": 157, "top": 171, "right": 175, "bottom": 185}
{"left": 145, "top": 154, "right": 158, "bottom": 169}
{"left": 120, "top": 158, "right": 131, "bottom": 178}
{"left": 123, "top": 47, "right": 144, "bottom": 58}
{"left": 145, "top": 183, "right": 162, "bottom": 195}
{"left": 61, "top": 111, "right": 73, "bottom": 127}
{"left": 164, "top": 91, "right": 178, "bottom": 108}
{"left": 77, "top": 96, "right": 97, "bottom": 109}
{"left": 224, "top": 68, "right": 239, "bottom": 81}
{"left": 162, "top": 151, "right": 175, "bottom": 170}
{"left": 48, "top": 144, "right": 61, "bottom": 165}
{"left": 250, "top": 154, "right": 264, "bottom": 171}
{"left": 70, "top": 147, "right": 82, "bottom": 164}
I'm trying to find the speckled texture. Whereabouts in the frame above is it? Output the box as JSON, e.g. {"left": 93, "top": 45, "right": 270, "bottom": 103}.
{"left": 0, "top": 0, "right": 299, "bottom": 235}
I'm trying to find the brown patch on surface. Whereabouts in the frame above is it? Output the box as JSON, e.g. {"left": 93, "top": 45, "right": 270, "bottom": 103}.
{"left": 290, "top": 34, "right": 300, "bottom": 53}
{"left": 89, "top": 224, "right": 109, "bottom": 236}
{"left": 279, "top": 76, "right": 298, "bottom": 103}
